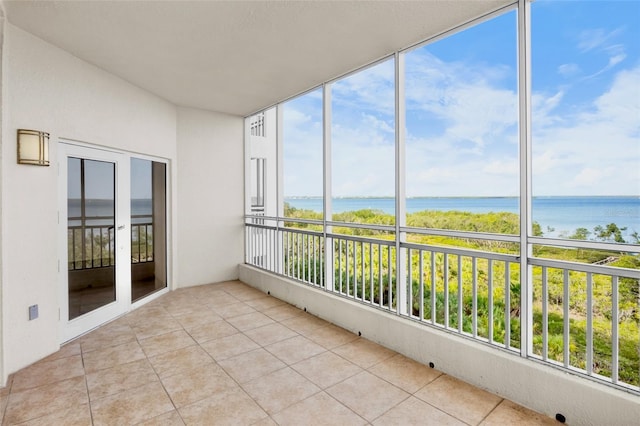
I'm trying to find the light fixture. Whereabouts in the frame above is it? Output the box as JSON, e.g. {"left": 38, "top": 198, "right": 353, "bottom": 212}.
{"left": 17, "top": 129, "right": 49, "bottom": 166}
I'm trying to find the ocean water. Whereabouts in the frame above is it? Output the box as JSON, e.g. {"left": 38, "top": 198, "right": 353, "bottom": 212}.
{"left": 285, "top": 196, "right": 640, "bottom": 239}
{"left": 68, "top": 198, "right": 152, "bottom": 226}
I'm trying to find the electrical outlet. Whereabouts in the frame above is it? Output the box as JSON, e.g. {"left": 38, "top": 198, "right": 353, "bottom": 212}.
{"left": 28, "top": 304, "right": 39, "bottom": 320}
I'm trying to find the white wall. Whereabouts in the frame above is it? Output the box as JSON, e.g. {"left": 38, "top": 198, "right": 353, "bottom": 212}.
{"left": 240, "top": 265, "right": 640, "bottom": 426}
{"left": 0, "top": 24, "right": 177, "bottom": 382}
{"left": 176, "top": 107, "right": 244, "bottom": 287}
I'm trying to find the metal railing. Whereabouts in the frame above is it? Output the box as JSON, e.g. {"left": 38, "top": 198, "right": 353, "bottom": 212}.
{"left": 131, "top": 222, "right": 154, "bottom": 264}
{"left": 245, "top": 218, "right": 640, "bottom": 393}
{"left": 68, "top": 218, "right": 154, "bottom": 270}
{"left": 68, "top": 224, "right": 115, "bottom": 270}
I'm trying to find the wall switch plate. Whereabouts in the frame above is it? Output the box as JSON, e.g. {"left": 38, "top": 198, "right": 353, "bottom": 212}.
{"left": 28, "top": 304, "right": 39, "bottom": 320}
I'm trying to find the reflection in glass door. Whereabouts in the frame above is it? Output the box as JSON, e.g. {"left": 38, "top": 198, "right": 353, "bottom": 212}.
{"left": 131, "top": 159, "right": 167, "bottom": 302}
{"left": 67, "top": 158, "right": 117, "bottom": 319}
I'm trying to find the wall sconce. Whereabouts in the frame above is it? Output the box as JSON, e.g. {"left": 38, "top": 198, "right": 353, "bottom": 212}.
{"left": 17, "top": 129, "right": 49, "bottom": 166}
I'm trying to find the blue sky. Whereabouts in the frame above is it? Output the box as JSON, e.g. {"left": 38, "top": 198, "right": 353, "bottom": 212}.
{"left": 282, "top": 1, "right": 639, "bottom": 198}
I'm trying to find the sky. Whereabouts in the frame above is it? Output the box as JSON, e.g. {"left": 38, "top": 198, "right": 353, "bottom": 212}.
{"left": 281, "top": 0, "right": 639, "bottom": 198}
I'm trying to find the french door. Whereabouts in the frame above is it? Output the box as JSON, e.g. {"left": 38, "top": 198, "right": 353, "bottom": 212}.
{"left": 58, "top": 143, "right": 168, "bottom": 342}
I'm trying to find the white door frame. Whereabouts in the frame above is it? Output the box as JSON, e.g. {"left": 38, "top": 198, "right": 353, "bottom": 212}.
{"left": 58, "top": 143, "right": 132, "bottom": 342}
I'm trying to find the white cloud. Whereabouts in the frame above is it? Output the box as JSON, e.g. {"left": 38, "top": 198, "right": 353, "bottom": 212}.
{"left": 533, "top": 65, "right": 640, "bottom": 195}
{"left": 558, "top": 63, "right": 580, "bottom": 77}
{"left": 482, "top": 159, "right": 519, "bottom": 176}
{"left": 281, "top": 28, "right": 639, "bottom": 198}
{"left": 577, "top": 28, "right": 623, "bottom": 53}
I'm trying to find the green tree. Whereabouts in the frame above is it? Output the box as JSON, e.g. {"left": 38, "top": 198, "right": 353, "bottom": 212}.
{"left": 570, "top": 227, "right": 591, "bottom": 240}
{"left": 594, "top": 223, "right": 627, "bottom": 243}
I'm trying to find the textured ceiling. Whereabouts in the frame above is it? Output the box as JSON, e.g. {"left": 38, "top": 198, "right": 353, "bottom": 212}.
{"left": 3, "top": 0, "right": 513, "bottom": 116}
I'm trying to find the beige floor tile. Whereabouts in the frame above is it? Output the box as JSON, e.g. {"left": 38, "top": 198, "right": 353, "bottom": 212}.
{"left": 125, "top": 304, "right": 172, "bottom": 321}
{"left": 280, "top": 313, "right": 328, "bottom": 335}
{"left": 291, "top": 351, "right": 362, "bottom": 389}
{"left": 79, "top": 322, "right": 137, "bottom": 353}
{"left": 332, "top": 338, "right": 396, "bottom": 368}
{"left": 0, "top": 285, "right": 555, "bottom": 426}
{"left": 130, "top": 317, "right": 183, "bottom": 340}
{"left": 86, "top": 358, "right": 159, "bottom": 400}
{"left": 369, "top": 353, "right": 442, "bottom": 393}
{"left": 11, "top": 354, "right": 84, "bottom": 392}
{"left": 200, "top": 291, "right": 242, "bottom": 308}
{"left": 213, "top": 280, "right": 251, "bottom": 291}
{"left": 148, "top": 345, "right": 215, "bottom": 379}
{"left": 252, "top": 417, "right": 279, "bottom": 426}
{"left": 4, "top": 376, "right": 88, "bottom": 424}
{"left": 218, "top": 348, "right": 286, "bottom": 384}
{"left": 415, "top": 375, "right": 502, "bottom": 425}
{"left": 0, "top": 375, "right": 12, "bottom": 397}
{"left": 41, "top": 342, "right": 81, "bottom": 362}
{"left": 241, "top": 367, "right": 320, "bottom": 415}
{"left": 480, "top": 399, "right": 558, "bottom": 426}
{"left": 210, "top": 301, "right": 256, "bottom": 319}
{"left": 326, "top": 371, "right": 410, "bottom": 422}
{"left": 171, "top": 309, "right": 222, "bottom": 329}
{"left": 245, "top": 296, "right": 286, "bottom": 311}
{"left": 178, "top": 386, "right": 268, "bottom": 425}
{"left": 185, "top": 319, "right": 238, "bottom": 344}
{"left": 262, "top": 304, "right": 304, "bottom": 322}
{"left": 265, "top": 335, "right": 326, "bottom": 365}
{"left": 244, "top": 323, "right": 299, "bottom": 346}
{"left": 161, "top": 363, "right": 237, "bottom": 408}
{"left": 1, "top": 394, "right": 8, "bottom": 424}
{"left": 163, "top": 300, "right": 201, "bottom": 317}
{"left": 226, "top": 287, "right": 267, "bottom": 302}
{"left": 83, "top": 340, "right": 146, "bottom": 373}
{"left": 272, "top": 392, "right": 367, "bottom": 426}
{"left": 139, "top": 329, "right": 196, "bottom": 358}
{"left": 91, "top": 381, "right": 174, "bottom": 426}
{"left": 226, "top": 311, "right": 275, "bottom": 332}
{"left": 305, "top": 324, "right": 359, "bottom": 349}
{"left": 137, "top": 409, "right": 185, "bottom": 426}
{"left": 373, "top": 396, "right": 465, "bottom": 425}
{"left": 200, "top": 333, "right": 261, "bottom": 361}
{"left": 14, "top": 402, "right": 92, "bottom": 426}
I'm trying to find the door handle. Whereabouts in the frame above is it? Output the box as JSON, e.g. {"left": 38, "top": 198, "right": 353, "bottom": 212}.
{"left": 117, "top": 225, "right": 125, "bottom": 231}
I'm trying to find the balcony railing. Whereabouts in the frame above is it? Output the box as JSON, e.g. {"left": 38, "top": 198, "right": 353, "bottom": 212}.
{"left": 245, "top": 217, "right": 640, "bottom": 394}
{"left": 68, "top": 217, "right": 154, "bottom": 270}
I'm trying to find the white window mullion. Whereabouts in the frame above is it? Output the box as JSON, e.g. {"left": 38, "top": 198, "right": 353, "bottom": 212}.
{"left": 518, "top": 0, "right": 533, "bottom": 358}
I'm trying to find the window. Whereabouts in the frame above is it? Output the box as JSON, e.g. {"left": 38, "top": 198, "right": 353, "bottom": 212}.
{"left": 282, "top": 89, "right": 323, "bottom": 221}
{"left": 405, "top": 10, "right": 518, "bottom": 237}
{"left": 331, "top": 58, "right": 396, "bottom": 226}
{"left": 532, "top": 0, "right": 640, "bottom": 244}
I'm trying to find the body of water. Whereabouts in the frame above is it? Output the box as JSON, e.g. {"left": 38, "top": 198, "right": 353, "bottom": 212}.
{"left": 68, "top": 199, "right": 152, "bottom": 226}
{"left": 285, "top": 196, "right": 640, "bottom": 239}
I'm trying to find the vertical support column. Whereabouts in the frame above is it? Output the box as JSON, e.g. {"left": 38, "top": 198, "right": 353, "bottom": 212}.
{"left": 276, "top": 105, "right": 285, "bottom": 274}
{"left": 243, "top": 117, "right": 251, "bottom": 264}
{"left": 323, "top": 83, "right": 334, "bottom": 292}
{"left": 518, "top": 0, "right": 533, "bottom": 358}
{"left": 395, "top": 52, "right": 408, "bottom": 315}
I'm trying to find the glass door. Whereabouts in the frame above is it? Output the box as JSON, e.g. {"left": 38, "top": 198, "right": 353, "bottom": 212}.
{"left": 59, "top": 144, "right": 130, "bottom": 342}
{"left": 131, "top": 158, "right": 167, "bottom": 302}
{"left": 59, "top": 144, "right": 170, "bottom": 342}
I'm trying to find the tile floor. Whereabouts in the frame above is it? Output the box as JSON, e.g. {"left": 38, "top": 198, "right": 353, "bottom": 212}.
{"left": 0, "top": 281, "right": 558, "bottom": 425}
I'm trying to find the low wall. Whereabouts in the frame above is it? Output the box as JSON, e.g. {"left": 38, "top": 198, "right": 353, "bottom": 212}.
{"left": 239, "top": 264, "right": 640, "bottom": 426}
